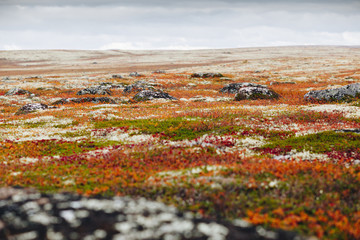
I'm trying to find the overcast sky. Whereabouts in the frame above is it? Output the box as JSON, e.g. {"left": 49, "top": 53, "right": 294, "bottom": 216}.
{"left": 0, "top": 0, "right": 359, "bottom": 50}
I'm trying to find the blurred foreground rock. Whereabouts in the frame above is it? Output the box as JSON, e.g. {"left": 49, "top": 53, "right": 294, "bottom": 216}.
{"left": 0, "top": 187, "right": 310, "bottom": 240}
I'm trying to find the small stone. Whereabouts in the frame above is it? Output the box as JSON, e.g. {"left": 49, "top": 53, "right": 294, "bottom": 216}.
{"left": 112, "top": 75, "right": 123, "bottom": 79}
{"left": 191, "top": 73, "right": 223, "bottom": 78}
{"left": 153, "top": 70, "right": 166, "bottom": 74}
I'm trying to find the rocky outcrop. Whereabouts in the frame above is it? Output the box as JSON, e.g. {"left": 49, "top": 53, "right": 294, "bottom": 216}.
{"left": 133, "top": 90, "right": 177, "bottom": 102}
{"left": 220, "top": 83, "right": 264, "bottom": 94}
{"left": 76, "top": 83, "right": 126, "bottom": 95}
{"left": 112, "top": 74, "right": 123, "bottom": 79}
{"left": 15, "top": 103, "right": 56, "bottom": 115}
{"left": 153, "top": 70, "right": 166, "bottom": 74}
{"left": 0, "top": 187, "right": 306, "bottom": 240}
{"left": 129, "top": 72, "right": 142, "bottom": 77}
{"left": 76, "top": 86, "right": 112, "bottom": 96}
{"left": 123, "top": 80, "right": 155, "bottom": 94}
{"left": 52, "top": 97, "right": 116, "bottom": 105}
{"left": 5, "top": 87, "right": 33, "bottom": 96}
{"left": 220, "top": 83, "right": 279, "bottom": 100}
{"left": 304, "top": 83, "right": 360, "bottom": 102}
{"left": 191, "top": 73, "right": 224, "bottom": 78}
{"left": 235, "top": 84, "right": 280, "bottom": 101}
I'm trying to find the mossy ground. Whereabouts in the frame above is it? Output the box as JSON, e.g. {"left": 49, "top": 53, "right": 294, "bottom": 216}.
{"left": 1, "top": 69, "right": 360, "bottom": 239}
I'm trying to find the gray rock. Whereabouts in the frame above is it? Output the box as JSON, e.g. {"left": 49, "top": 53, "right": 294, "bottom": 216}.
{"left": 99, "top": 82, "right": 125, "bottom": 89}
{"left": 112, "top": 74, "right": 123, "bottom": 79}
{"left": 0, "top": 187, "right": 306, "bottom": 240}
{"left": 153, "top": 70, "right": 166, "bottom": 74}
{"left": 2, "top": 76, "right": 10, "bottom": 81}
{"left": 220, "top": 82, "right": 266, "bottom": 94}
{"left": 123, "top": 80, "right": 154, "bottom": 94}
{"left": 270, "top": 81, "right": 296, "bottom": 86}
{"left": 133, "top": 90, "right": 177, "bottom": 101}
{"left": 52, "top": 97, "right": 116, "bottom": 105}
{"left": 191, "top": 72, "right": 224, "bottom": 78}
{"left": 235, "top": 85, "right": 280, "bottom": 101}
{"left": 304, "top": 83, "right": 360, "bottom": 102}
{"left": 129, "top": 72, "right": 142, "bottom": 77}
{"left": 25, "top": 76, "right": 42, "bottom": 79}
{"left": 15, "top": 103, "right": 56, "bottom": 115}
{"left": 76, "top": 86, "right": 112, "bottom": 96}
{"left": 5, "top": 87, "right": 32, "bottom": 96}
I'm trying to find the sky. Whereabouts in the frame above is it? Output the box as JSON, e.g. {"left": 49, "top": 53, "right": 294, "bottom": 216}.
{"left": 0, "top": 0, "right": 359, "bottom": 50}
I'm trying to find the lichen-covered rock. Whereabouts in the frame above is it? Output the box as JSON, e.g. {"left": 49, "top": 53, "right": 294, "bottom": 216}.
{"left": 123, "top": 80, "right": 155, "bottom": 94}
{"left": 304, "top": 83, "right": 360, "bottom": 102}
{"left": 133, "top": 90, "right": 177, "bottom": 102}
{"left": 5, "top": 87, "right": 32, "bottom": 96}
{"left": 15, "top": 103, "right": 56, "bottom": 115}
{"left": 0, "top": 187, "right": 306, "bottom": 240}
{"left": 191, "top": 72, "right": 224, "bottom": 78}
{"left": 52, "top": 97, "right": 116, "bottom": 105}
{"left": 76, "top": 86, "right": 112, "bottom": 95}
{"left": 234, "top": 85, "right": 280, "bottom": 101}
{"left": 220, "top": 83, "right": 265, "bottom": 94}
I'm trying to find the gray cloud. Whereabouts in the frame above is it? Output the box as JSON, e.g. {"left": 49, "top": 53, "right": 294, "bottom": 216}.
{"left": 0, "top": 0, "right": 359, "bottom": 50}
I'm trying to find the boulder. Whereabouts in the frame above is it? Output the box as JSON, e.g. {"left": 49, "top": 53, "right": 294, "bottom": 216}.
{"left": 112, "top": 74, "right": 123, "bottom": 79}
{"left": 270, "top": 81, "right": 296, "bottom": 86}
{"left": 5, "top": 87, "right": 32, "bottom": 96}
{"left": 220, "top": 83, "right": 264, "bottom": 94}
{"left": 133, "top": 90, "right": 177, "bottom": 102}
{"left": 0, "top": 187, "right": 306, "bottom": 240}
{"left": 191, "top": 72, "right": 224, "bottom": 78}
{"left": 99, "top": 82, "right": 125, "bottom": 89}
{"left": 52, "top": 97, "right": 116, "bottom": 105}
{"left": 123, "top": 80, "right": 155, "bottom": 94}
{"left": 15, "top": 103, "right": 56, "bottom": 115}
{"left": 304, "top": 83, "right": 360, "bottom": 102}
{"left": 153, "top": 70, "right": 166, "bottom": 74}
{"left": 76, "top": 86, "right": 112, "bottom": 96}
{"left": 233, "top": 84, "right": 280, "bottom": 101}
{"left": 129, "top": 72, "right": 142, "bottom": 77}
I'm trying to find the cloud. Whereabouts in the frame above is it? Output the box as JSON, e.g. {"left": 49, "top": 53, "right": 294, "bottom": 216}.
{"left": 0, "top": 0, "right": 359, "bottom": 50}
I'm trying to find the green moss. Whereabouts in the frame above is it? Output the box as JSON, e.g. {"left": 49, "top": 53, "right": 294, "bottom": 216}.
{"left": 34, "top": 139, "right": 121, "bottom": 156}
{"left": 94, "top": 118, "right": 243, "bottom": 141}
{"left": 23, "top": 122, "right": 47, "bottom": 128}
{"left": 259, "top": 131, "right": 360, "bottom": 153}
{"left": 53, "top": 120, "right": 80, "bottom": 128}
